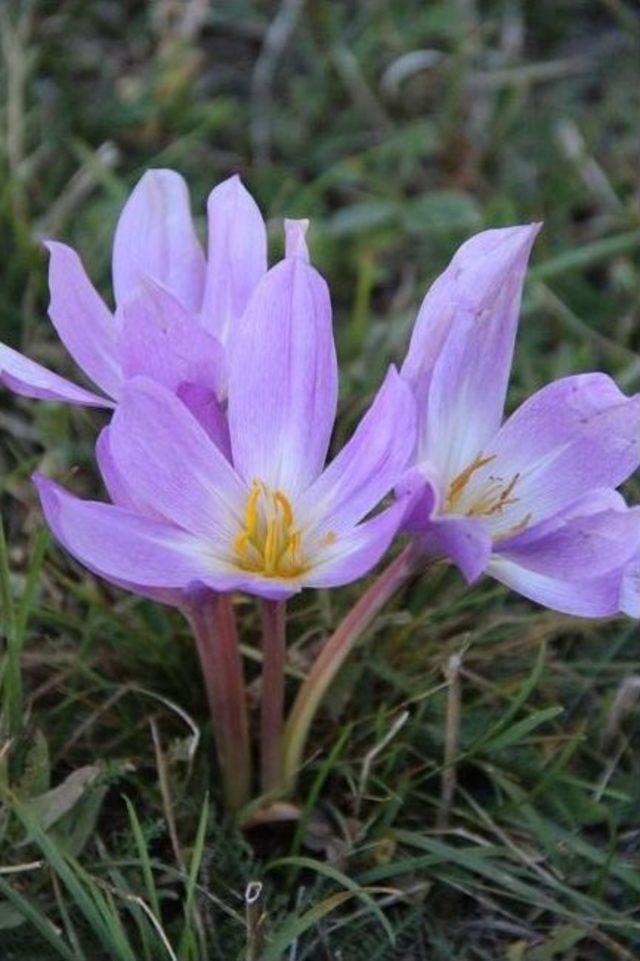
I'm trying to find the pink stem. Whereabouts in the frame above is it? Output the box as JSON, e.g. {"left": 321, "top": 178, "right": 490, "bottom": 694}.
{"left": 282, "top": 543, "right": 422, "bottom": 789}
{"left": 259, "top": 599, "right": 287, "bottom": 794}
{"left": 186, "top": 591, "right": 251, "bottom": 812}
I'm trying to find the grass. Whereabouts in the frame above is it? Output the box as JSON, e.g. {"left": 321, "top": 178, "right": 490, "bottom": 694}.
{"left": 1, "top": 0, "right": 640, "bottom": 957}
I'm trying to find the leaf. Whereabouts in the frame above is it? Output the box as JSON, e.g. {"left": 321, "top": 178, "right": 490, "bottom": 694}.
{"left": 483, "top": 706, "right": 564, "bottom": 753}
{"left": 20, "top": 765, "right": 101, "bottom": 838}
{"left": 0, "top": 899, "right": 26, "bottom": 930}
{"left": 16, "top": 730, "right": 50, "bottom": 800}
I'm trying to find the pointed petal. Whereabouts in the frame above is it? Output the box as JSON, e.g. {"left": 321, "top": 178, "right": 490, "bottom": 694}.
{"left": 487, "top": 556, "right": 625, "bottom": 617}
{"left": 109, "top": 377, "right": 245, "bottom": 542}
{"left": 118, "top": 276, "right": 225, "bottom": 397}
{"left": 34, "top": 474, "right": 225, "bottom": 591}
{"left": 417, "top": 226, "right": 540, "bottom": 477}
{"left": 200, "top": 175, "right": 267, "bottom": 341}
{"left": 112, "top": 169, "right": 205, "bottom": 311}
{"left": 227, "top": 257, "right": 338, "bottom": 496}
{"left": 284, "top": 218, "right": 310, "bottom": 261}
{"left": 96, "top": 426, "right": 164, "bottom": 519}
{"left": 298, "top": 367, "right": 416, "bottom": 533}
{"left": 402, "top": 225, "right": 540, "bottom": 457}
{"left": 485, "top": 374, "right": 640, "bottom": 527}
{"left": 304, "top": 500, "right": 408, "bottom": 589}
{"left": 0, "top": 342, "right": 111, "bottom": 407}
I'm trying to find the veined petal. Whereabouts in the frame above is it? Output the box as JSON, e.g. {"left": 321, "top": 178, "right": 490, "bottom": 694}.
{"left": 34, "top": 474, "right": 227, "bottom": 591}
{"left": 419, "top": 514, "right": 492, "bottom": 584}
{"left": 200, "top": 175, "right": 267, "bottom": 342}
{"left": 0, "top": 342, "right": 111, "bottom": 408}
{"left": 109, "top": 377, "right": 245, "bottom": 542}
{"left": 298, "top": 367, "right": 416, "bottom": 533}
{"left": 304, "top": 500, "right": 408, "bottom": 589}
{"left": 112, "top": 169, "right": 205, "bottom": 311}
{"left": 484, "top": 374, "right": 640, "bottom": 528}
{"left": 46, "top": 241, "right": 123, "bottom": 399}
{"left": 402, "top": 224, "right": 540, "bottom": 456}
{"left": 227, "top": 257, "right": 338, "bottom": 496}
{"left": 176, "top": 383, "right": 232, "bottom": 458}
{"left": 118, "top": 276, "right": 225, "bottom": 397}
{"left": 487, "top": 556, "right": 626, "bottom": 617}
{"left": 284, "top": 218, "right": 310, "bottom": 261}
{"left": 418, "top": 225, "right": 540, "bottom": 477}
{"left": 96, "top": 426, "right": 162, "bottom": 518}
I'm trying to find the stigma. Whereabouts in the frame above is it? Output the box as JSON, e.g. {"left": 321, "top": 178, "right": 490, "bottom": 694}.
{"left": 233, "top": 481, "right": 308, "bottom": 579}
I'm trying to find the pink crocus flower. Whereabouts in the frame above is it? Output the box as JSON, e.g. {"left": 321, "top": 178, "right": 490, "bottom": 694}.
{"left": 399, "top": 225, "right": 640, "bottom": 617}
{"left": 34, "top": 255, "right": 417, "bottom": 601}
{"left": 0, "top": 170, "right": 306, "bottom": 448}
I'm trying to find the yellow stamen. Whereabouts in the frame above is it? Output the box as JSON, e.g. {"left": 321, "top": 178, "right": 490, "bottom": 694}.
{"left": 244, "top": 481, "right": 261, "bottom": 540}
{"left": 445, "top": 452, "right": 530, "bottom": 536}
{"left": 232, "top": 483, "right": 319, "bottom": 579}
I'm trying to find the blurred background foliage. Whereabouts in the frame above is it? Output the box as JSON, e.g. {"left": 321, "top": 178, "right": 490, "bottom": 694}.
{"left": 1, "top": 1, "right": 640, "bottom": 958}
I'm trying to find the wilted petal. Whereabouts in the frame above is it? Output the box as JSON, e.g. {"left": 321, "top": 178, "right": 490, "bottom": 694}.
{"left": 118, "top": 276, "right": 225, "bottom": 397}
{"left": 228, "top": 258, "right": 338, "bottom": 497}
{"left": 0, "top": 342, "right": 111, "bottom": 408}
{"left": 200, "top": 175, "right": 267, "bottom": 341}
{"left": 487, "top": 556, "right": 625, "bottom": 617}
{"left": 299, "top": 367, "right": 416, "bottom": 533}
{"left": 112, "top": 169, "right": 205, "bottom": 311}
{"left": 34, "top": 474, "right": 227, "bottom": 591}
{"left": 110, "top": 377, "right": 245, "bottom": 542}
{"left": 284, "top": 218, "right": 310, "bottom": 261}
{"left": 304, "top": 500, "right": 409, "bottom": 589}
{"left": 486, "top": 374, "right": 640, "bottom": 527}
{"left": 402, "top": 225, "right": 540, "bottom": 443}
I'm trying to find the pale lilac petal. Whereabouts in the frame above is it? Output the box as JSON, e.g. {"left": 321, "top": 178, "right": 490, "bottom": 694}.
{"left": 118, "top": 276, "right": 225, "bottom": 397}
{"left": 421, "top": 514, "right": 492, "bottom": 583}
{"left": 395, "top": 466, "right": 441, "bottom": 533}
{"left": 200, "top": 175, "right": 267, "bottom": 341}
{"left": 402, "top": 225, "right": 540, "bottom": 452}
{"left": 227, "top": 258, "right": 338, "bottom": 496}
{"left": 109, "top": 377, "right": 245, "bottom": 542}
{"left": 45, "top": 241, "right": 122, "bottom": 399}
{"left": 487, "top": 555, "right": 625, "bottom": 617}
{"left": 299, "top": 367, "right": 416, "bottom": 534}
{"left": 304, "top": 500, "right": 409, "bottom": 589}
{"left": 417, "top": 226, "right": 540, "bottom": 476}
{"left": 495, "top": 507, "right": 639, "bottom": 581}
{"left": 285, "top": 219, "right": 310, "bottom": 261}
{"left": 34, "top": 474, "right": 226, "bottom": 591}
{"left": 96, "top": 426, "right": 163, "bottom": 519}
{"left": 484, "top": 375, "right": 640, "bottom": 527}
{"left": 112, "top": 170, "right": 205, "bottom": 311}
{"left": 620, "top": 552, "right": 640, "bottom": 618}
{"left": 177, "top": 383, "right": 231, "bottom": 458}
{"left": 0, "top": 342, "right": 111, "bottom": 408}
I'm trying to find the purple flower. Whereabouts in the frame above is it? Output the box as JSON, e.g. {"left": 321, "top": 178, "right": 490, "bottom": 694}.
{"left": 400, "top": 225, "right": 640, "bottom": 617}
{"left": 35, "top": 256, "right": 417, "bottom": 602}
{"left": 0, "top": 170, "right": 306, "bottom": 443}
{"left": 621, "top": 547, "right": 640, "bottom": 617}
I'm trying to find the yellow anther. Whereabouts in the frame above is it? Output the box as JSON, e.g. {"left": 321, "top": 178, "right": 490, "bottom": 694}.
{"left": 264, "top": 518, "right": 278, "bottom": 573}
{"left": 232, "top": 483, "right": 317, "bottom": 580}
{"left": 244, "top": 482, "right": 261, "bottom": 539}
{"left": 275, "top": 491, "right": 294, "bottom": 528}
{"left": 447, "top": 453, "right": 496, "bottom": 511}
{"left": 446, "top": 453, "right": 530, "bottom": 536}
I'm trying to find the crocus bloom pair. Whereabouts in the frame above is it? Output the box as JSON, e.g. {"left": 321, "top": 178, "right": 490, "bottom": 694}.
{"left": 35, "top": 256, "right": 416, "bottom": 601}
{"left": 399, "top": 226, "right": 640, "bottom": 617}
{"left": 0, "top": 170, "right": 307, "bottom": 451}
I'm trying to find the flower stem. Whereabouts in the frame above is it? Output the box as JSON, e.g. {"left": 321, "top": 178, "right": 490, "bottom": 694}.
{"left": 186, "top": 591, "right": 251, "bottom": 813}
{"left": 282, "top": 543, "right": 423, "bottom": 789}
{"left": 259, "top": 599, "right": 287, "bottom": 793}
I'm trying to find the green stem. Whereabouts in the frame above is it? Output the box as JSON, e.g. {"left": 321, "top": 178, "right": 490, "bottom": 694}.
{"left": 260, "top": 599, "right": 287, "bottom": 794}
{"left": 186, "top": 592, "right": 251, "bottom": 813}
{"left": 282, "top": 543, "right": 422, "bottom": 789}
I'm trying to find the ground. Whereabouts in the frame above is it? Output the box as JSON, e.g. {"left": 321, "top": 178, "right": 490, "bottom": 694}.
{"left": 1, "top": 1, "right": 640, "bottom": 958}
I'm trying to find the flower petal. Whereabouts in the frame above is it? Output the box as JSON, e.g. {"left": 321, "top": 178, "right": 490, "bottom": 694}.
{"left": 112, "top": 169, "right": 205, "bottom": 311}
{"left": 415, "top": 226, "right": 540, "bottom": 477}
{"left": 45, "top": 241, "right": 123, "bottom": 399}
{"left": 34, "top": 473, "right": 225, "bottom": 590}
{"left": 485, "top": 374, "right": 640, "bottom": 527}
{"left": 118, "top": 276, "right": 225, "bottom": 397}
{"left": 402, "top": 225, "right": 540, "bottom": 458}
{"left": 487, "top": 556, "right": 625, "bottom": 617}
{"left": 176, "top": 383, "right": 232, "bottom": 458}
{"left": 284, "top": 218, "right": 310, "bottom": 261}
{"left": 200, "top": 175, "right": 267, "bottom": 342}
{"left": 0, "top": 342, "right": 111, "bottom": 407}
{"left": 304, "top": 500, "right": 409, "bottom": 589}
{"left": 227, "top": 257, "right": 338, "bottom": 496}
{"left": 109, "top": 377, "right": 245, "bottom": 542}
{"left": 298, "top": 367, "right": 416, "bottom": 534}
{"left": 620, "top": 551, "right": 640, "bottom": 618}
{"left": 420, "top": 514, "right": 492, "bottom": 583}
